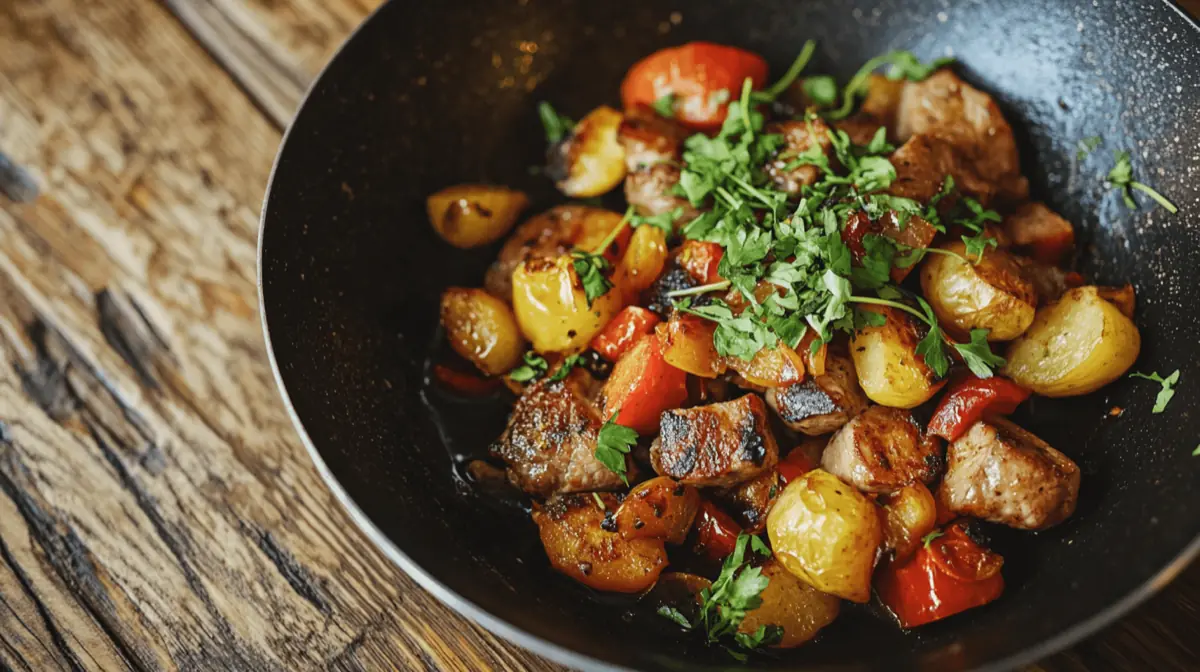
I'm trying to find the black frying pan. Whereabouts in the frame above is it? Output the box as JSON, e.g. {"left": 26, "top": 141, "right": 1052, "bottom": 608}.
{"left": 258, "top": 1, "right": 1200, "bottom": 669}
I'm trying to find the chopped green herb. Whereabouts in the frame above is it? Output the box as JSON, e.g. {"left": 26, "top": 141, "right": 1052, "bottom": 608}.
{"left": 653, "top": 93, "right": 677, "bottom": 118}
{"left": 594, "top": 415, "right": 638, "bottom": 485}
{"left": 962, "top": 231, "right": 999, "bottom": 263}
{"left": 803, "top": 75, "right": 838, "bottom": 106}
{"left": 827, "top": 51, "right": 954, "bottom": 120}
{"left": 508, "top": 351, "right": 549, "bottom": 382}
{"left": 537, "top": 101, "right": 573, "bottom": 144}
{"left": 591, "top": 492, "right": 607, "bottom": 511}
{"left": 921, "top": 530, "right": 945, "bottom": 549}
{"left": 630, "top": 206, "right": 682, "bottom": 234}
{"left": 757, "top": 40, "right": 818, "bottom": 101}
{"left": 571, "top": 207, "right": 634, "bottom": 306}
{"left": 1076, "top": 136, "right": 1102, "bottom": 161}
{"left": 1192, "top": 444, "right": 1200, "bottom": 457}
{"left": 1129, "top": 370, "right": 1180, "bottom": 413}
{"left": 658, "top": 533, "right": 779, "bottom": 657}
{"left": 548, "top": 353, "right": 584, "bottom": 382}
{"left": 953, "top": 329, "right": 1006, "bottom": 379}
{"left": 1106, "top": 151, "right": 1178, "bottom": 214}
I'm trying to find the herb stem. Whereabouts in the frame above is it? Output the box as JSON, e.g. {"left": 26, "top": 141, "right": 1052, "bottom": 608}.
{"left": 761, "top": 40, "right": 818, "bottom": 100}
{"left": 1129, "top": 181, "right": 1179, "bottom": 214}
{"left": 590, "top": 205, "right": 635, "bottom": 255}
{"left": 739, "top": 77, "right": 754, "bottom": 135}
{"left": 847, "top": 295, "right": 930, "bottom": 324}
{"left": 666, "top": 280, "right": 732, "bottom": 298}
{"left": 826, "top": 53, "right": 892, "bottom": 120}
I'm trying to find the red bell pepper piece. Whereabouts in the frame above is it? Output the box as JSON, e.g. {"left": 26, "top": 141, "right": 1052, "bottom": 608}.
{"left": 841, "top": 210, "right": 872, "bottom": 260}
{"left": 621, "top": 43, "right": 768, "bottom": 132}
{"left": 677, "top": 240, "right": 725, "bottom": 286}
{"left": 875, "top": 521, "right": 1005, "bottom": 629}
{"left": 692, "top": 500, "right": 742, "bottom": 561}
{"left": 591, "top": 306, "right": 662, "bottom": 362}
{"left": 777, "top": 450, "right": 818, "bottom": 485}
{"left": 927, "top": 374, "right": 1031, "bottom": 442}
{"left": 601, "top": 334, "right": 688, "bottom": 434}
{"left": 431, "top": 364, "right": 502, "bottom": 396}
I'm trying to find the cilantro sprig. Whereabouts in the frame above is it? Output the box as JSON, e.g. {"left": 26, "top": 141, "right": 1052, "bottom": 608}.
{"left": 509, "top": 351, "right": 584, "bottom": 383}
{"left": 1106, "top": 151, "right": 1178, "bottom": 214}
{"left": 1129, "top": 370, "right": 1180, "bottom": 413}
{"left": 826, "top": 51, "right": 954, "bottom": 120}
{"left": 595, "top": 414, "right": 637, "bottom": 485}
{"left": 572, "top": 207, "right": 635, "bottom": 306}
{"left": 657, "top": 533, "right": 781, "bottom": 659}
{"left": 848, "top": 295, "right": 1005, "bottom": 378}
{"left": 537, "top": 102, "right": 573, "bottom": 144}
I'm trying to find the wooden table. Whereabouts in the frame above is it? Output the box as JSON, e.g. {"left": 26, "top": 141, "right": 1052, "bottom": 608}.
{"left": 0, "top": 1, "right": 1196, "bottom": 670}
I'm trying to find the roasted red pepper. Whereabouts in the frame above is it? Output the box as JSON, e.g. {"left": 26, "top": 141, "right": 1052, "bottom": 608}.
{"left": 621, "top": 43, "right": 768, "bottom": 132}
{"left": 601, "top": 334, "right": 689, "bottom": 434}
{"left": 692, "top": 499, "right": 742, "bottom": 561}
{"left": 677, "top": 240, "right": 725, "bottom": 286}
{"left": 875, "top": 521, "right": 1005, "bottom": 628}
{"left": 591, "top": 306, "right": 662, "bottom": 362}
{"left": 777, "top": 450, "right": 818, "bottom": 485}
{"left": 927, "top": 374, "right": 1031, "bottom": 442}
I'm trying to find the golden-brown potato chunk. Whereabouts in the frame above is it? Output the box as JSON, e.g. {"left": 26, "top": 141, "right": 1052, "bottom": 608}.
{"left": 511, "top": 255, "right": 625, "bottom": 353}
{"left": 440, "top": 288, "right": 525, "bottom": 375}
{"left": 426, "top": 185, "right": 529, "bottom": 248}
{"left": 738, "top": 560, "right": 841, "bottom": 648}
{"left": 920, "top": 241, "right": 1037, "bottom": 341}
{"left": 1003, "top": 286, "right": 1141, "bottom": 396}
{"left": 850, "top": 306, "right": 947, "bottom": 408}
{"left": 879, "top": 482, "right": 938, "bottom": 563}
{"left": 615, "top": 476, "right": 700, "bottom": 545}
{"left": 548, "top": 106, "right": 627, "bottom": 198}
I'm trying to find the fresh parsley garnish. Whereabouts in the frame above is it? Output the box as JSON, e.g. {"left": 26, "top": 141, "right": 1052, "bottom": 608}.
{"left": 1076, "top": 136, "right": 1102, "bottom": 161}
{"left": 955, "top": 328, "right": 1007, "bottom": 379}
{"left": 549, "top": 354, "right": 584, "bottom": 382}
{"left": 802, "top": 75, "right": 838, "bottom": 106}
{"left": 756, "top": 40, "right": 817, "bottom": 102}
{"left": 595, "top": 414, "right": 637, "bottom": 485}
{"left": 1193, "top": 444, "right": 1200, "bottom": 458}
{"left": 571, "top": 207, "right": 635, "bottom": 306}
{"left": 537, "top": 101, "right": 574, "bottom": 144}
{"left": 921, "top": 530, "right": 945, "bottom": 549}
{"left": 630, "top": 206, "right": 683, "bottom": 234}
{"left": 657, "top": 533, "right": 781, "bottom": 658}
{"left": 1129, "top": 370, "right": 1180, "bottom": 413}
{"left": 1106, "top": 151, "right": 1178, "bottom": 214}
{"left": 849, "top": 295, "right": 1004, "bottom": 379}
{"left": 962, "top": 231, "right": 999, "bottom": 263}
{"left": 653, "top": 93, "right": 677, "bottom": 118}
{"left": 827, "top": 51, "right": 954, "bottom": 120}
{"left": 508, "top": 351, "right": 548, "bottom": 382}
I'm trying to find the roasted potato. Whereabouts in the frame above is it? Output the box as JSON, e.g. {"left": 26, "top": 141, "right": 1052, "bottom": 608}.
{"left": 767, "top": 469, "right": 883, "bottom": 603}
{"left": 549, "top": 106, "right": 628, "bottom": 198}
{"left": 643, "top": 572, "right": 711, "bottom": 625}
{"left": 738, "top": 560, "right": 841, "bottom": 648}
{"left": 920, "top": 241, "right": 1037, "bottom": 341}
{"left": 849, "top": 306, "right": 946, "bottom": 408}
{"left": 617, "top": 224, "right": 669, "bottom": 298}
{"left": 533, "top": 493, "right": 667, "bottom": 593}
{"left": 512, "top": 255, "right": 625, "bottom": 353}
{"left": 725, "top": 343, "right": 806, "bottom": 389}
{"left": 615, "top": 476, "right": 700, "bottom": 545}
{"left": 879, "top": 482, "right": 938, "bottom": 563}
{"left": 1003, "top": 286, "right": 1141, "bottom": 397}
{"left": 659, "top": 314, "right": 724, "bottom": 378}
{"left": 439, "top": 288, "right": 525, "bottom": 375}
{"left": 426, "top": 185, "right": 529, "bottom": 248}
{"left": 485, "top": 206, "right": 630, "bottom": 302}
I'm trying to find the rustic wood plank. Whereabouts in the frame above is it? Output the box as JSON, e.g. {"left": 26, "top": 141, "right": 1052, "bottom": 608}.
{"left": 0, "top": 0, "right": 557, "bottom": 669}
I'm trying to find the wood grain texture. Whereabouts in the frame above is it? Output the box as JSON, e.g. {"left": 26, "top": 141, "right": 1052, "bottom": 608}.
{"left": 0, "top": 0, "right": 1197, "bottom": 670}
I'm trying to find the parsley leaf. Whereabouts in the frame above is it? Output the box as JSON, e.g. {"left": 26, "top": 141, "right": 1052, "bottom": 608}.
{"left": 913, "top": 297, "right": 951, "bottom": 379}
{"left": 631, "top": 206, "right": 682, "bottom": 234}
{"left": 1129, "top": 370, "right": 1180, "bottom": 413}
{"left": 537, "top": 101, "right": 573, "bottom": 144}
{"left": 962, "top": 231, "right": 999, "bottom": 263}
{"left": 594, "top": 415, "right": 637, "bottom": 485}
{"left": 1193, "top": 444, "right": 1200, "bottom": 458}
{"left": 952, "top": 329, "right": 1006, "bottom": 379}
{"left": 1076, "top": 136, "right": 1102, "bottom": 161}
{"left": 657, "top": 605, "right": 693, "bottom": 628}
{"left": 653, "top": 93, "right": 677, "bottom": 118}
{"left": 827, "top": 51, "right": 954, "bottom": 120}
{"left": 757, "top": 40, "right": 818, "bottom": 101}
{"left": 803, "top": 75, "right": 838, "bottom": 106}
{"left": 571, "top": 250, "right": 613, "bottom": 307}
{"left": 508, "top": 351, "right": 548, "bottom": 382}
{"left": 921, "top": 530, "right": 945, "bottom": 549}
{"left": 548, "top": 353, "right": 585, "bottom": 382}
{"left": 1106, "top": 150, "right": 1178, "bottom": 214}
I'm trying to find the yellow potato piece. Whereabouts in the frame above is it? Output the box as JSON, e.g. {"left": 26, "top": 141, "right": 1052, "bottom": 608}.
{"left": 426, "top": 184, "right": 529, "bottom": 248}
{"left": 1003, "top": 286, "right": 1141, "bottom": 397}
{"left": 920, "top": 242, "right": 1036, "bottom": 341}
{"left": 850, "top": 306, "right": 946, "bottom": 408}
{"left": 553, "top": 106, "right": 628, "bottom": 198}
{"left": 738, "top": 560, "right": 840, "bottom": 648}
{"left": 439, "top": 288, "right": 526, "bottom": 375}
{"left": 511, "top": 255, "right": 623, "bottom": 353}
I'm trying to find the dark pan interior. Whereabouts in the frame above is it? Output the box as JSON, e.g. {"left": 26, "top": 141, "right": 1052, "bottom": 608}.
{"left": 259, "top": 1, "right": 1200, "bottom": 669}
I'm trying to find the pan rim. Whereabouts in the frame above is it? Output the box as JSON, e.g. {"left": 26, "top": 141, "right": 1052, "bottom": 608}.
{"left": 256, "top": 1, "right": 1200, "bottom": 669}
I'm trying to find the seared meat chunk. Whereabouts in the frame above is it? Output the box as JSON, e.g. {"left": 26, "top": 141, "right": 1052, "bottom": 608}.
{"left": 766, "top": 355, "right": 869, "bottom": 436}
{"left": 651, "top": 394, "right": 780, "bottom": 487}
{"left": 713, "top": 469, "right": 780, "bottom": 533}
{"left": 624, "top": 163, "right": 701, "bottom": 222}
{"left": 890, "top": 133, "right": 995, "bottom": 207}
{"left": 1014, "top": 255, "right": 1076, "bottom": 305}
{"left": 765, "top": 119, "right": 835, "bottom": 194}
{"left": 832, "top": 74, "right": 905, "bottom": 145}
{"left": 821, "top": 405, "right": 941, "bottom": 494}
{"left": 896, "top": 70, "right": 1028, "bottom": 201}
{"left": 491, "top": 372, "right": 627, "bottom": 497}
{"left": 618, "top": 106, "right": 689, "bottom": 171}
{"left": 937, "top": 418, "right": 1080, "bottom": 530}
{"left": 1004, "top": 202, "right": 1075, "bottom": 264}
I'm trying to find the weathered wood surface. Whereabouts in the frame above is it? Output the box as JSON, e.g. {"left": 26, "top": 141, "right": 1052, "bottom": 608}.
{"left": 0, "top": 0, "right": 1196, "bottom": 670}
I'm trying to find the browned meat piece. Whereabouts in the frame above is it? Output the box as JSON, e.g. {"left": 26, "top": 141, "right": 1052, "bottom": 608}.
{"left": 937, "top": 418, "right": 1080, "bottom": 530}
{"left": 491, "top": 372, "right": 628, "bottom": 497}
{"left": 618, "top": 106, "right": 690, "bottom": 171}
{"left": 896, "top": 70, "right": 1028, "bottom": 202}
{"left": 765, "top": 355, "right": 869, "bottom": 436}
{"left": 821, "top": 405, "right": 941, "bottom": 494}
{"left": 624, "top": 163, "right": 701, "bottom": 222}
{"left": 1013, "top": 255, "right": 1075, "bottom": 305}
{"left": 713, "top": 469, "right": 780, "bottom": 533}
{"left": 651, "top": 394, "right": 780, "bottom": 487}
{"left": 1004, "top": 202, "right": 1075, "bottom": 263}
{"left": 484, "top": 205, "right": 603, "bottom": 301}
{"left": 890, "top": 133, "right": 995, "bottom": 206}
{"left": 860, "top": 74, "right": 906, "bottom": 127}
{"left": 764, "top": 119, "right": 835, "bottom": 194}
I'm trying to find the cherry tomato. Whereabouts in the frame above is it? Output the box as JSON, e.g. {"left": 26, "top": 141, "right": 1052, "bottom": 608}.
{"left": 875, "top": 521, "right": 1005, "bottom": 628}
{"left": 927, "top": 374, "right": 1031, "bottom": 442}
{"left": 677, "top": 240, "right": 725, "bottom": 285}
{"left": 621, "top": 43, "right": 768, "bottom": 132}
{"left": 601, "top": 334, "right": 688, "bottom": 434}
{"left": 692, "top": 499, "right": 742, "bottom": 561}
{"left": 592, "top": 306, "right": 662, "bottom": 362}
{"left": 777, "top": 450, "right": 818, "bottom": 485}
